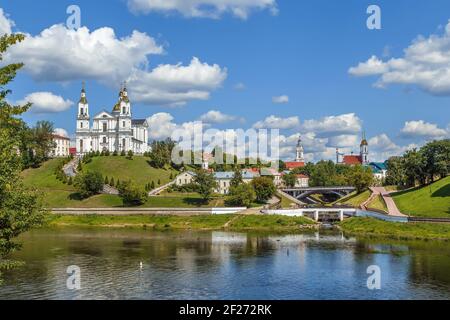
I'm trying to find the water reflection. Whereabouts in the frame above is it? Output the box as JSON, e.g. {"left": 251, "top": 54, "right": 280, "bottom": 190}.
{"left": 0, "top": 228, "right": 449, "bottom": 300}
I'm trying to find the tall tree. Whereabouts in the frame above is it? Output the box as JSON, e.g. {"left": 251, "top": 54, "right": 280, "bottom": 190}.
{"left": 193, "top": 169, "right": 218, "bottom": 202}
{"left": 230, "top": 168, "right": 243, "bottom": 188}
{"left": 0, "top": 34, "right": 45, "bottom": 277}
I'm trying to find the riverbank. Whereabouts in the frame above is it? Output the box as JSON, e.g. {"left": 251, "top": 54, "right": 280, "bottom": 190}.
{"left": 340, "top": 218, "right": 450, "bottom": 241}
{"left": 46, "top": 214, "right": 317, "bottom": 232}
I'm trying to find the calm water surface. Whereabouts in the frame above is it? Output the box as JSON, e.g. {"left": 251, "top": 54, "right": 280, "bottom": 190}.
{"left": 0, "top": 228, "right": 449, "bottom": 300}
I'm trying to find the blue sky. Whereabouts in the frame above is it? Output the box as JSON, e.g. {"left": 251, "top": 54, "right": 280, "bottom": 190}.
{"left": 1, "top": 0, "right": 449, "bottom": 161}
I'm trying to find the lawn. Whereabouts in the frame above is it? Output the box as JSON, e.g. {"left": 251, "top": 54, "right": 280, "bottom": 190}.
{"left": 340, "top": 217, "right": 450, "bottom": 241}
{"left": 367, "top": 195, "right": 388, "bottom": 213}
{"left": 83, "top": 156, "right": 178, "bottom": 189}
{"left": 21, "top": 159, "right": 224, "bottom": 208}
{"left": 392, "top": 177, "right": 450, "bottom": 218}
{"left": 47, "top": 214, "right": 316, "bottom": 231}
{"left": 337, "top": 190, "right": 371, "bottom": 207}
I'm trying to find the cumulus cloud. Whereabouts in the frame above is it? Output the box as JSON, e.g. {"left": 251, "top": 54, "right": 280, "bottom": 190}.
{"left": 349, "top": 21, "right": 450, "bottom": 95}
{"left": 127, "top": 57, "right": 227, "bottom": 106}
{"left": 234, "top": 82, "right": 246, "bottom": 90}
{"left": 253, "top": 115, "right": 300, "bottom": 130}
{"left": 0, "top": 8, "right": 14, "bottom": 35}
{"left": 199, "top": 110, "right": 236, "bottom": 123}
{"left": 54, "top": 128, "right": 69, "bottom": 138}
{"left": 302, "top": 113, "right": 362, "bottom": 137}
{"left": 272, "top": 95, "right": 289, "bottom": 104}
{"left": 18, "top": 92, "right": 73, "bottom": 113}
{"left": 400, "top": 120, "right": 448, "bottom": 139}
{"left": 127, "top": 0, "right": 278, "bottom": 19}
{"left": 3, "top": 24, "right": 226, "bottom": 106}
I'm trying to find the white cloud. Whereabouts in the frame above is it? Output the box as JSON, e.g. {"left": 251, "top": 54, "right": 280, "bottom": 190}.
{"left": 326, "top": 134, "right": 359, "bottom": 148}
{"left": 54, "top": 128, "right": 69, "bottom": 138}
{"left": 3, "top": 24, "right": 226, "bottom": 106}
{"left": 127, "top": 57, "right": 227, "bottom": 106}
{"left": 349, "top": 21, "right": 450, "bottom": 95}
{"left": 0, "top": 8, "right": 14, "bottom": 35}
{"left": 18, "top": 92, "right": 73, "bottom": 113}
{"left": 3, "top": 25, "right": 163, "bottom": 83}
{"left": 272, "top": 95, "right": 289, "bottom": 104}
{"left": 146, "top": 113, "right": 178, "bottom": 140}
{"left": 127, "top": 0, "right": 278, "bottom": 19}
{"left": 253, "top": 115, "right": 300, "bottom": 130}
{"left": 348, "top": 55, "right": 389, "bottom": 76}
{"left": 368, "top": 133, "right": 417, "bottom": 162}
{"left": 400, "top": 120, "right": 448, "bottom": 139}
{"left": 302, "top": 113, "right": 362, "bottom": 137}
{"left": 199, "top": 110, "right": 236, "bottom": 123}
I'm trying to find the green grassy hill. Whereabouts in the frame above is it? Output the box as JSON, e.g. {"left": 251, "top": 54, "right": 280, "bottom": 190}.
{"left": 21, "top": 157, "right": 223, "bottom": 208}
{"left": 83, "top": 156, "right": 177, "bottom": 189}
{"left": 392, "top": 177, "right": 450, "bottom": 218}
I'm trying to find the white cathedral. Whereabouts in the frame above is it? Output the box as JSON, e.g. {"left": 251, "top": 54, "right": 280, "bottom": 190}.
{"left": 76, "top": 84, "right": 149, "bottom": 155}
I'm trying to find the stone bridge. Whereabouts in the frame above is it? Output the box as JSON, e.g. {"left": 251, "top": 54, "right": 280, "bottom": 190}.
{"left": 282, "top": 186, "right": 356, "bottom": 204}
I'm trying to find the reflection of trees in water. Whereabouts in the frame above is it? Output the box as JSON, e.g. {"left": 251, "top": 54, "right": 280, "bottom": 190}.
{"left": 409, "top": 243, "right": 450, "bottom": 287}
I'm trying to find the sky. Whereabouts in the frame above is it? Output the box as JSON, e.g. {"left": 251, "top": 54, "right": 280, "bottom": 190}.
{"left": 0, "top": 0, "right": 449, "bottom": 162}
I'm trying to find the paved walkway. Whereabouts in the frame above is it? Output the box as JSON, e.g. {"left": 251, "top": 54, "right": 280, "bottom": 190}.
{"left": 63, "top": 157, "right": 79, "bottom": 177}
{"left": 148, "top": 180, "right": 175, "bottom": 196}
{"left": 370, "top": 187, "right": 406, "bottom": 217}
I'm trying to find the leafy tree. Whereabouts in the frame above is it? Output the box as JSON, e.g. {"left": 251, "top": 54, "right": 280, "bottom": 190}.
{"left": 74, "top": 171, "right": 104, "bottom": 198}
{"left": 110, "top": 177, "right": 115, "bottom": 186}
{"left": 282, "top": 173, "right": 297, "bottom": 188}
{"left": 421, "top": 140, "right": 450, "bottom": 182}
{"left": 193, "top": 169, "right": 217, "bottom": 202}
{"left": 225, "top": 183, "right": 255, "bottom": 207}
{"left": 104, "top": 176, "right": 109, "bottom": 185}
{"left": 346, "top": 165, "right": 374, "bottom": 193}
{"left": 386, "top": 156, "right": 406, "bottom": 187}
{"left": 157, "top": 179, "right": 161, "bottom": 185}
{"left": 150, "top": 181, "right": 155, "bottom": 189}
{"left": 118, "top": 181, "right": 147, "bottom": 206}
{"left": 0, "top": 34, "right": 46, "bottom": 275}
{"left": 230, "top": 168, "right": 243, "bottom": 188}
{"left": 127, "top": 150, "right": 133, "bottom": 160}
{"left": 403, "top": 149, "right": 426, "bottom": 187}
{"left": 251, "top": 177, "right": 276, "bottom": 203}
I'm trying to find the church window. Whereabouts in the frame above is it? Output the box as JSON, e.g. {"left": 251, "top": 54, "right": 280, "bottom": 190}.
{"left": 123, "top": 121, "right": 125, "bottom": 127}
{"left": 80, "top": 108, "right": 84, "bottom": 115}
{"left": 103, "top": 137, "right": 107, "bottom": 144}
{"left": 80, "top": 140, "right": 83, "bottom": 150}
{"left": 122, "top": 138, "right": 126, "bottom": 150}
{"left": 103, "top": 123, "right": 107, "bottom": 132}
{"left": 122, "top": 107, "right": 126, "bottom": 114}
{"left": 80, "top": 122, "right": 83, "bottom": 129}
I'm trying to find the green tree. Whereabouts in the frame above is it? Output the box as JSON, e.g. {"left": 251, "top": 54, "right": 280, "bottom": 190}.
{"left": 386, "top": 156, "right": 406, "bottom": 187}
{"left": 110, "top": 177, "right": 115, "bottom": 186}
{"left": 403, "top": 149, "right": 426, "bottom": 187}
{"left": 282, "top": 172, "right": 297, "bottom": 188}
{"left": 74, "top": 171, "right": 104, "bottom": 198}
{"left": 251, "top": 177, "right": 276, "bottom": 203}
{"left": 346, "top": 165, "right": 374, "bottom": 193}
{"left": 421, "top": 140, "right": 450, "bottom": 182}
{"left": 193, "top": 169, "right": 217, "bottom": 202}
{"left": 118, "top": 181, "right": 147, "bottom": 206}
{"left": 0, "top": 34, "right": 46, "bottom": 276}
{"left": 225, "top": 183, "right": 255, "bottom": 207}
{"left": 230, "top": 168, "right": 243, "bottom": 188}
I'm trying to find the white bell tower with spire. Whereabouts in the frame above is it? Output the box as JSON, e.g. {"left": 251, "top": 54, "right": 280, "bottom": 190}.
{"left": 76, "top": 82, "right": 91, "bottom": 154}
{"left": 295, "top": 135, "right": 305, "bottom": 162}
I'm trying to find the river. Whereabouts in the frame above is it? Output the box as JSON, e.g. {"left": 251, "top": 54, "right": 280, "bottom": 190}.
{"left": 0, "top": 228, "right": 449, "bottom": 300}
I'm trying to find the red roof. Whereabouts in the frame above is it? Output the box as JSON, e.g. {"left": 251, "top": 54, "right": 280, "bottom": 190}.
{"left": 343, "top": 155, "right": 362, "bottom": 165}
{"left": 285, "top": 161, "right": 305, "bottom": 170}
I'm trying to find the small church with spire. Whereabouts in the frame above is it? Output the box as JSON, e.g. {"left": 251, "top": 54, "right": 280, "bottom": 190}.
{"left": 336, "top": 132, "right": 369, "bottom": 165}
{"left": 76, "top": 82, "right": 149, "bottom": 155}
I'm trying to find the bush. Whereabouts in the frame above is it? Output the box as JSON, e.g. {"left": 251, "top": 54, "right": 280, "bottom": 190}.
{"left": 127, "top": 150, "right": 134, "bottom": 160}
{"left": 118, "top": 181, "right": 147, "bottom": 206}
{"left": 225, "top": 184, "right": 255, "bottom": 207}
{"left": 110, "top": 177, "right": 115, "bottom": 186}
{"left": 251, "top": 177, "right": 276, "bottom": 203}
{"left": 74, "top": 171, "right": 104, "bottom": 199}
{"left": 68, "top": 177, "right": 73, "bottom": 185}
{"left": 120, "top": 150, "right": 126, "bottom": 156}
{"left": 104, "top": 176, "right": 109, "bottom": 185}
{"left": 113, "top": 150, "right": 118, "bottom": 156}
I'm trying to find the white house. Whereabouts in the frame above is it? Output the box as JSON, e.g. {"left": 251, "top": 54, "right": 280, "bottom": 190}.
{"left": 294, "top": 174, "right": 309, "bottom": 188}
{"left": 50, "top": 134, "right": 70, "bottom": 158}
{"left": 76, "top": 84, "right": 149, "bottom": 155}
{"left": 176, "top": 171, "right": 196, "bottom": 186}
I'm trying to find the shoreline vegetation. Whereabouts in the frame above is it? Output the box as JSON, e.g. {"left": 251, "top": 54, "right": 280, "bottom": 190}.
{"left": 44, "top": 214, "right": 450, "bottom": 241}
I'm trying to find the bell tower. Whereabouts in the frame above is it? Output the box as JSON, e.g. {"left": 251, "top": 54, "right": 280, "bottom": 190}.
{"left": 360, "top": 131, "right": 369, "bottom": 165}
{"left": 76, "top": 82, "right": 91, "bottom": 154}
{"left": 295, "top": 135, "right": 305, "bottom": 162}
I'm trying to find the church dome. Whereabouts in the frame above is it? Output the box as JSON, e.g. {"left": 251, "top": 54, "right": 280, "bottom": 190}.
{"left": 360, "top": 139, "right": 368, "bottom": 146}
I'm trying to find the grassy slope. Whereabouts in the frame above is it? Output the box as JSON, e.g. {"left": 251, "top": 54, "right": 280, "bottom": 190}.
{"left": 84, "top": 156, "right": 178, "bottom": 189}
{"left": 340, "top": 217, "right": 450, "bottom": 241}
{"left": 392, "top": 177, "right": 450, "bottom": 218}
{"left": 47, "top": 214, "right": 316, "bottom": 231}
{"left": 338, "top": 190, "right": 371, "bottom": 207}
{"left": 367, "top": 195, "right": 388, "bottom": 213}
{"left": 22, "top": 159, "right": 225, "bottom": 208}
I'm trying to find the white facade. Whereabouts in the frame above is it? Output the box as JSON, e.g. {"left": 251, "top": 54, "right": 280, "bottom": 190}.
{"left": 294, "top": 175, "right": 310, "bottom": 188}
{"left": 76, "top": 85, "right": 149, "bottom": 155}
{"left": 50, "top": 135, "right": 70, "bottom": 157}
